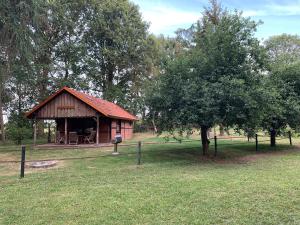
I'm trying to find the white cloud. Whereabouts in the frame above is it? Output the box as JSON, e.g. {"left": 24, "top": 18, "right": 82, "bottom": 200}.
{"left": 140, "top": 6, "right": 200, "bottom": 35}
{"left": 242, "top": 0, "right": 300, "bottom": 17}
{"left": 132, "top": 0, "right": 300, "bottom": 37}
{"left": 242, "top": 10, "right": 267, "bottom": 17}
{"left": 268, "top": 2, "right": 300, "bottom": 15}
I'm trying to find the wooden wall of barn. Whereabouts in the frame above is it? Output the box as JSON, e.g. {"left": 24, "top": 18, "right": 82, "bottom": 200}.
{"left": 99, "top": 118, "right": 111, "bottom": 143}
{"left": 35, "top": 91, "right": 96, "bottom": 119}
{"left": 111, "top": 120, "right": 133, "bottom": 140}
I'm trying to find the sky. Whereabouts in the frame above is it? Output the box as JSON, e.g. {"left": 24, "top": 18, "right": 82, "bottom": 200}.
{"left": 131, "top": 0, "right": 300, "bottom": 40}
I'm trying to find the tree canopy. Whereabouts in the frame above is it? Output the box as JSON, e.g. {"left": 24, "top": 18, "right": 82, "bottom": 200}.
{"left": 146, "top": 1, "right": 270, "bottom": 154}
{"left": 1, "top": 0, "right": 300, "bottom": 149}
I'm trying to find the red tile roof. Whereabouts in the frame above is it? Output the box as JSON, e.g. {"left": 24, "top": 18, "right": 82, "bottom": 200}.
{"left": 26, "top": 86, "right": 138, "bottom": 121}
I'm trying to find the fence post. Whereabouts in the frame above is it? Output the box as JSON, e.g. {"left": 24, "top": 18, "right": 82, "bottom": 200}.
{"left": 20, "top": 145, "right": 26, "bottom": 178}
{"left": 288, "top": 131, "right": 292, "bottom": 146}
{"left": 255, "top": 134, "right": 258, "bottom": 152}
{"left": 137, "top": 141, "right": 141, "bottom": 165}
{"left": 214, "top": 136, "right": 217, "bottom": 157}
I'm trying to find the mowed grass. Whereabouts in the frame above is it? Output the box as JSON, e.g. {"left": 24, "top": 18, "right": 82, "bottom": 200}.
{"left": 0, "top": 134, "right": 300, "bottom": 225}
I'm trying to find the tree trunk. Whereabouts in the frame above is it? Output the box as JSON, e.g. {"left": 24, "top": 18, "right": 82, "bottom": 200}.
{"left": 0, "top": 81, "right": 5, "bottom": 142}
{"left": 103, "top": 62, "right": 115, "bottom": 101}
{"left": 201, "top": 126, "right": 210, "bottom": 155}
{"left": 270, "top": 128, "right": 276, "bottom": 147}
{"left": 0, "top": 89, "right": 5, "bottom": 142}
{"left": 219, "top": 124, "right": 225, "bottom": 136}
{"left": 37, "top": 121, "right": 44, "bottom": 137}
{"left": 152, "top": 118, "right": 158, "bottom": 133}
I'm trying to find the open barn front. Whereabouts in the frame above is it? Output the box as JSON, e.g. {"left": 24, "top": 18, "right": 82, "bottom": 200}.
{"left": 26, "top": 86, "right": 137, "bottom": 147}
{"left": 55, "top": 117, "right": 111, "bottom": 145}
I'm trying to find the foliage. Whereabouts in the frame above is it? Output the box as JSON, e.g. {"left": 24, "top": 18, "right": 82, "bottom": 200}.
{"left": 265, "top": 34, "right": 300, "bottom": 68}
{"left": 146, "top": 1, "right": 267, "bottom": 153}
{"left": 1, "top": 0, "right": 300, "bottom": 149}
{"left": 0, "top": 0, "right": 37, "bottom": 141}
{"left": 6, "top": 112, "right": 32, "bottom": 144}
{"left": 0, "top": 0, "right": 160, "bottom": 141}
{"left": 80, "top": 0, "right": 157, "bottom": 114}
{"left": 262, "top": 34, "right": 300, "bottom": 145}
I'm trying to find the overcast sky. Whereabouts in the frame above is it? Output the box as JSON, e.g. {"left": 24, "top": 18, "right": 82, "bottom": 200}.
{"left": 131, "top": 0, "right": 300, "bottom": 40}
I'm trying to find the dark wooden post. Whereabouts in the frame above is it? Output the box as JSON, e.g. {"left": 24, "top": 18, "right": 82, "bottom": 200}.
{"left": 96, "top": 114, "right": 99, "bottom": 145}
{"left": 114, "top": 143, "right": 118, "bottom": 153}
{"left": 137, "top": 141, "right": 141, "bottom": 165}
{"left": 20, "top": 145, "right": 26, "bottom": 178}
{"left": 64, "top": 118, "right": 68, "bottom": 145}
{"left": 288, "top": 131, "right": 292, "bottom": 146}
{"left": 214, "top": 135, "right": 217, "bottom": 157}
{"left": 47, "top": 122, "right": 51, "bottom": 143}
{"left": 255, "top": 134, "right": 258, "bottom": 152}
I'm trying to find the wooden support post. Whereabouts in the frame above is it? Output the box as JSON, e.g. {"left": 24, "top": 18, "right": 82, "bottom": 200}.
{"left": 47, "top": 122, "right": 51, "bottom": 143}
{"left": 255, "top": 134, "right": 258, "bottom": 152}
{"left": 96, "top": 114, "right": 99, "bottom": 145}
{"left": 214, "top": 135, "right": 217, "bottom": 157}
{"left": 20, "top": 145, "right": 26, "bottom": 178}
{"left": 33, "top": 118, "right": 37, "bottom": 146}
{"left": 288, "top": 131, "right": 292, "bottom": 146}
{"left": 64, "top": 118, "right": 68, "bottom": 145}
{"left": 137, "top": 141, "right": 141, "bottom": 165}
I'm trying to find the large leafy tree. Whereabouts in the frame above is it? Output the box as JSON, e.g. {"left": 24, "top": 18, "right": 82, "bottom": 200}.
{"left": 265, "top": 34, "right": 300, "bottom": 67}
{"left": 263, "top": 34, "right": 300, "bottom": 146}
{"left": 147, "top": 1, "right": 267, "bottom": 154}
{"left": 0, "top": 0, "right": 89, "bottom": 138}
{"left": 0, "top": 0, "right": 36, "bottom": 141}
{"left": 1, "top": 0, "right": 158, "bottom": 142}
{"left": 32, "top": 0, "right": 88, "bottom": 102}
{"left": 83, "top": 0, "right": 156, "bottom": 114}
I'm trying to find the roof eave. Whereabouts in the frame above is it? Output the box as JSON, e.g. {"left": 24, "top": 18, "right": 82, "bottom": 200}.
{"left": 107, "top": 115, "right": 139, "bottom": 121}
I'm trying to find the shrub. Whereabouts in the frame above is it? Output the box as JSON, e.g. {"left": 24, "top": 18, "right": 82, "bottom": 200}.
{"left": 6, "top": 112, "right": 32, "bottom": 144}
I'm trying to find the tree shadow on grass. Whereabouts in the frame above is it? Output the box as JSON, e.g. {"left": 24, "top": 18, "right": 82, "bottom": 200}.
{"left": 139, "top": 143, "right": 298, "bottom": 166}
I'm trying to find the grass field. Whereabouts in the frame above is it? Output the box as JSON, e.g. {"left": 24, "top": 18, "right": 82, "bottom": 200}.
{"left": 0, "top": 133, "right": 299, "bottom": 225}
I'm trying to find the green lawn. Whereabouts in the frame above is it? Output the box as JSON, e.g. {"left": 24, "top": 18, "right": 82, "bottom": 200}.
{"left": 0, "top": 134, "right": 299, "bottom": 225}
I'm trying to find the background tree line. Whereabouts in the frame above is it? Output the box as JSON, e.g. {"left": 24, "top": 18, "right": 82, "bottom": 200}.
{"left": 0, "top": 0, "right": 300, "bottom": 149}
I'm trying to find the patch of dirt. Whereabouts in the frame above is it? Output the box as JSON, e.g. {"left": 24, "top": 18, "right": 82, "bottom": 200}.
{"left": 25, "top": 160, "right": 66, "bottom": 174}
{"left": 237, "top": 148, "right": 299, "bottom": 162}
{"left": 0, "top": 160, "right": 67, "bottom": 177}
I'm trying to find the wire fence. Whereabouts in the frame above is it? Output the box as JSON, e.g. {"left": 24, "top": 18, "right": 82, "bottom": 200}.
{"left": 0, "top": 132, "right": 295, "bottom": 178}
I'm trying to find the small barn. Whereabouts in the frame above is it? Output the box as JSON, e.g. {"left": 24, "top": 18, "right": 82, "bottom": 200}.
{"left": 26, "top": 87, "right": 138, "bottom": 145}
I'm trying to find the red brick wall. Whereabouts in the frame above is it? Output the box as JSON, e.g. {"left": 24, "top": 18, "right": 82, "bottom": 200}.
{"left": 124, "top": 121, "right": 133, "bottom": 139}
{"left": 111, "top": 120, "right": 117, "bottom": 139}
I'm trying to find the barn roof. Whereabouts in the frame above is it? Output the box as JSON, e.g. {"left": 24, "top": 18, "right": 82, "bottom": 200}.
{"left": 26, "top": 86, "right": 138, "bottom": 121}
